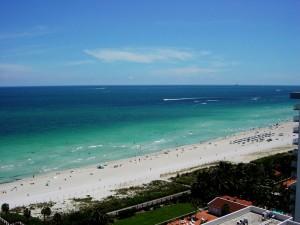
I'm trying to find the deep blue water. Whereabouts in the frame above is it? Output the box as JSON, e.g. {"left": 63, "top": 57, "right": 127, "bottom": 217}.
{"left": 0, "top": 85, "right": 299, "bottom": 183}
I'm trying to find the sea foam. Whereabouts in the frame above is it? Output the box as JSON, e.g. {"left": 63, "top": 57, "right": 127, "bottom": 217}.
{"left": 163, "top": 97, "right": 202, "bottom": 101}
{"left": 88, "top": 144, "right": 103, "bottom": 149}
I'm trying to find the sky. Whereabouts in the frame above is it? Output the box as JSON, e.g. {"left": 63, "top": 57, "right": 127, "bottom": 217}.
{"left": 0, "top": 0, "right": 299, "bottom": 86}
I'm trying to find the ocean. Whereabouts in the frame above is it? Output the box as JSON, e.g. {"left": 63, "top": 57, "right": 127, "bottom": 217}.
{"left": 0, "top": 85, "right": 299, "bottom": 183}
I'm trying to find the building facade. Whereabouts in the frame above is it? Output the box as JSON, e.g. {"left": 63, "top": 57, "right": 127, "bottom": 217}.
{"left": 291, "top": 92, "right": 300, "bottom": 222}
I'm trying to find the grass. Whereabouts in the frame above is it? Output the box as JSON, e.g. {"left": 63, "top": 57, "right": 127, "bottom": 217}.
{"left": 72, "top": 196, "right": 93, "bottom": 203}
{"left": 171, "top": 166, "right": 215, "bottom": 186}
{"left": 113, "top": 203, "right": 195, "bottom": 225}
{"left": 0, "top": 213, "right": 44, "bottom": 225}
{"left": 86, "top": 180, "right": 189, "bottom": 213}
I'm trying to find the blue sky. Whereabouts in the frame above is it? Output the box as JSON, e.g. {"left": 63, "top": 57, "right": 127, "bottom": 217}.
{"left": 0, "top": 0, "right": 299, "bottom": 86}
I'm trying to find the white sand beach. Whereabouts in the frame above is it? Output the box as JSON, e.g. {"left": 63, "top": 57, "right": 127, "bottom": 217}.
{"left": 0, "top": 121, "right": 296, "bottom": 212}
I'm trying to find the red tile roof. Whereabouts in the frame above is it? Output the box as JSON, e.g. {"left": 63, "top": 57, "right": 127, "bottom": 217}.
{"left": 208, "top": 196, "right": 252, "bottom": 214}
{"left": 282, "top": 178, "right": 297, "bottom": 188}
{"left": 168, "top": 210, "right": 217, "bottom": 225}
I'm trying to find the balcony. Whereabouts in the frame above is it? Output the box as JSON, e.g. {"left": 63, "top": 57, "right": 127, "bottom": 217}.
{"left": 293, "top": 138, "right": 299, "bottom": 145}
{"left": 294, "top": 115, "right": 300, "bottom": 122}
{"left": 294, "top": 126, "right": 299, "bottom": 133}
{"left": 294, "top": 104, "right": 300, "bottom": 110}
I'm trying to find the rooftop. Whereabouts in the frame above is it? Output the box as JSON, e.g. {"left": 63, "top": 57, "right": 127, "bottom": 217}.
{"left": 217, "top": 196, "right": 252, "bottom": 206}
{"left": 204, "top": 206, "right": 292, "bottom": 225}
{"left": 220, "top": 211, "right": 279, "bottom": 225}
{"left": 281, "top": 220, "right": 300, "bottom": 225}
{"left": 281, "top": 178, "right": 297, "bottom": 189}
{"left": 167, "top": 210, "right": 217, "bottom": 225}
{"left": 208, "top": 196, "right": 252, "bottom": 214}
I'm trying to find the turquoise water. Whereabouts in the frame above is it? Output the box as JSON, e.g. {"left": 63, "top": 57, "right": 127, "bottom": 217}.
{"left": 0, "top": 85, "right": 299, "bottom": 183}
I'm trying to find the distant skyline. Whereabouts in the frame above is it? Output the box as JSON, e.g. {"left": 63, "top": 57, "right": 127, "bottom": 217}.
{"left": 0, "top": 0, "right": 299, "bottom": 86}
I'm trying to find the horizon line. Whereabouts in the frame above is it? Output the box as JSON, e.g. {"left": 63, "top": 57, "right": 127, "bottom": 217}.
{"left": 1, "top": 84, "right": 300, "bottom": 88}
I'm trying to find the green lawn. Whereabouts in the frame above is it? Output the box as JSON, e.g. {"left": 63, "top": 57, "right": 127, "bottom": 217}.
{"left": 113, "top": 203, "right": 195, "bottom": 225}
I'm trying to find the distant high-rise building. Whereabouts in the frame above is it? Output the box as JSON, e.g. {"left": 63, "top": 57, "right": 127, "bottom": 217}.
{"left": 291, "top": 92, "right": 300, "bottom": 222}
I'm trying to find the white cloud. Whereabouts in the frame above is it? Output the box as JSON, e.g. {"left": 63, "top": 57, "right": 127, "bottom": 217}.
{"left": 154, "top": 66, "right": 218, "bottom": 75}
{"left": 0, "top": 63, "right": 32, "bottom": 73}
{"left": 64, "top": 60, "right": 95, "bottom": 66}
{"left": 199, "top": 50, "right": 212, "bottom": 56}
{"left": 0, "top": 26, "right": 52, "bottom": 40}
{"left": 84, "top": 48, "right": 193, "bottom": 63}
{"left": 0, "top": 64, "right": 33, "bottom": 82}
{"left": 211, "top": 60, "right": 240, "bottom": 68}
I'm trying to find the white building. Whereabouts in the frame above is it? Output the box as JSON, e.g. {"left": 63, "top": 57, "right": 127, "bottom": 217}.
{"left": 203, "top": 206, "right": 300, "bottom": 225}
{"left": 291, "top": 92, "right": 300, "bottom": 222}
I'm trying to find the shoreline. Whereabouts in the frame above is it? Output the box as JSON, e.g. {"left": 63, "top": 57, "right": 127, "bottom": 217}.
{"left": 0, "top": 121, "right": 296, "bottom": 211}
{"left": 0, "top": 119, "right": 291, "bottom": 185}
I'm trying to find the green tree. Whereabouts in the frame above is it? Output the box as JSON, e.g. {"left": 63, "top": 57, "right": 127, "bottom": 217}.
{"left": 1, "top": 203, "right": 9, "bottom": 214}
{"left": 52, "top": 212, "right": 62, "bottom": 225}
{"left": 90, "top": 210, "right": 109, "bottom": 225}
{"left": 23, "top": 208, "right": 31, "bottom": 220}
{"left": 41, "top": 206, "right": 51, "bottom": 221}
{"left": 191, "top": 170, "right": 215, "bottom": 202}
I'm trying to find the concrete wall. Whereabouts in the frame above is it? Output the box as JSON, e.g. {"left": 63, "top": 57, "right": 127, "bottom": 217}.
{"left": 294, "top": 107, "right": 300, "bottom": 222}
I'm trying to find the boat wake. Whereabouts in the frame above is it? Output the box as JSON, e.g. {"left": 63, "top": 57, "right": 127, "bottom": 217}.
{"left": 163, "top": 97, "right": 220, "bottom": 102}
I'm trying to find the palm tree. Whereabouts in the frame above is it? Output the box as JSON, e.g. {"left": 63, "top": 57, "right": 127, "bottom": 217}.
{"left": 53, "top": 212, "right": 62, "bottom": 225}
{"left": 1, "top": 203, "right": 9, "bottom": 214}
{"left": 23, "top": 208, "right": 31, "bottom": 220}
{"left": 41, "top": 206, "right": 51, "bottom": 222}
{"left": 191, "top": 170, "right": 215, "bottom": 202}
